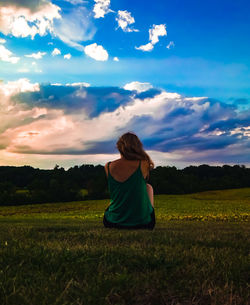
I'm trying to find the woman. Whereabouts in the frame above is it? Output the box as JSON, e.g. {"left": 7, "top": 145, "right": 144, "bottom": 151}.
{"left": 103, "top": 132, "right": 155, "bottom": 230}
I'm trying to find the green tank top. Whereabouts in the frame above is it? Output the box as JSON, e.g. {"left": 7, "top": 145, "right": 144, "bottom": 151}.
{"left": 104, "top": 160, "right": 153, "bottom": 226}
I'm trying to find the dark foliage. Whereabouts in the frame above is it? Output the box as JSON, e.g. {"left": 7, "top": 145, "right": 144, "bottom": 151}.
{"left": 0, "top": 163, "right": 249, "bottom": 205}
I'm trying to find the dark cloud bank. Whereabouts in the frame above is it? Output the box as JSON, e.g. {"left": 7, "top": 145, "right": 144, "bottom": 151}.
{"left": 11, "top": 83, "right": 250, "bottom": 163}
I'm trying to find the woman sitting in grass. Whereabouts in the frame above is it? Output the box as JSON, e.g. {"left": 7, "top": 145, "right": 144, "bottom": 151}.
{"left": 103, "top": 132, "right": 155, "bottom": 230}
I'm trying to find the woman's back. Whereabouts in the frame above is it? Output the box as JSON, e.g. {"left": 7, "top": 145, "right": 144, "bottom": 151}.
{"left": 104, "top": 158, "right": 149, "bottom": 182}
{"left": 104, "top": 158, "right": 153, "bottom": 227}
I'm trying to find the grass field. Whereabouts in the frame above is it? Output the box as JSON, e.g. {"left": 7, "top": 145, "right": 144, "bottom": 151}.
{"left": 0, "top": 188, "right": 249, "bottom": 305}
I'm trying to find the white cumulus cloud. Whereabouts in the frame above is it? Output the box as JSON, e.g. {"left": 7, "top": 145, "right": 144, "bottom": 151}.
{"left": 136, "top": 24, "right": 167, "bottom": 52}
{"left": 149, "top": 24, "right": 167, "bottom": 44}
{"left": 0, "top": 78, "right": 40, "bottom": 96}
{"left": 64, "top": 53, "right": 71, "bottom": 59}
{"left": 0, "top": 1, "right": 61, "bottom": 39}
{"left": 135, "top": 42, "right": 153, "bottom": 52}
{"left": 116, "top": 10, "right": 138, "bottom": 32}
{"left": 84, "top": 43, "right": 108, "bottom": 61}
{"left": 93, "top": 0, "right": 111, "bottom": 18}
{"left": 0, "top": 45, "right": 20, "bottom": 63}
{"left": 0, "top": 1, "right": 97, "bottom": 52}
{"left": 25, "top": 51, "right": 46, "bottom": 59}
{"left": 51, "top": 48, "right": 61, "bottom": 56}
{"left": 124, "top": 81, "right": 153, "bottom": 93}
{"left": 0, "top": 38, "right": 6, "bottom": 43}
{"left": 113, "top": 57, "right": 119, "bottom": 62}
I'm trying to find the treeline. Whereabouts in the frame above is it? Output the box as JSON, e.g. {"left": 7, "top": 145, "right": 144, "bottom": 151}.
{"left": 0, "top": 164, "right": 249, "bottom": 206}
{"left": 149, "top": 164, "right": 250, "bottom": 194}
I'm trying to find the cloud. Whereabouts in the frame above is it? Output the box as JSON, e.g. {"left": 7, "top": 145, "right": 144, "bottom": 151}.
{"left": 113, "top": 57, "right": 119, "bottom": 62}
{"left": 0, "top": 0, "right": 61, "bottom": 39}
{"left": 0, "top": 78, "right": 40, "bottom": 96}
{"left": 64, "top": 53, "right": 71, "bottom": 59}
{"left": 53, "top": 6, "right": 96, "bottom": 50}
{"left": 0, "top": 79, "right": 249, "bottom": 167}
{"left": 0, "top": 0, "right": 55, "bottom": 11}
{"left": 0, "top": 45, "right": 20, "bottom": 63}
{"left": 84, "top": 43, "right": 108, "bottom": 61}
{"left": 0, "top": 81, "right": 132, "bottom": 155}
{"left": 116, "top": 10, "right": 138, "bottom": 32}
{"left": 51, "top": 48, "right": 61, "bottom": 56}
{"left": 25, "top": 51, "right": 46, "bottom": 59}
{"left": 66, "top": 82, "right": 90, "bottom": 87}
{"left": 166, "top": 41, "right": 175, "bottom": 49}
{"left": 135, "top": 43, "right": 153, "bottom": 52}
{"left": 124, "top": 81, "right": 153, "bottom": 93}
{"left": 93, "top": 0, "right": 111, "bottom": 18}
{"left": 63, "top": 0, "right": 87, "bottom": 4}
{"left": 0, "top": 1, "right": 95, "bottom": 51}
{"left": 16, "top": 83, "right": 132, "bottom": 117}
{"left": 0, "top": 38, "right": 6, "bottom": 43}
{"left": 136, "top": 24, "right": 167, "bottom": 52}
{"left": 149, "top": 24, "right": 167, "bottom": 44}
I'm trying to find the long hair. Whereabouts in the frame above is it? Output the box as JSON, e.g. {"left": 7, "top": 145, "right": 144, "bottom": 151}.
{"left": 116, "top": 132, "right": 154, "bottom": 170}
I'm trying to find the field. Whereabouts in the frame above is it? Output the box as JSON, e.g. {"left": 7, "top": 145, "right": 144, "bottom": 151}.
{"left": 0, "top": 188, "right": 249, "bottom": 305}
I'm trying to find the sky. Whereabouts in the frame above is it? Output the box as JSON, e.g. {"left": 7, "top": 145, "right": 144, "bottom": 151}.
{"left": 0, "top": 0, "right": 249, "bottom": 169}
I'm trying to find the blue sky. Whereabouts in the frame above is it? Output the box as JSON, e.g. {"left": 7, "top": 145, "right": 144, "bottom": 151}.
{"left": 0, "top": 0, "right": 249, "bottom": 168}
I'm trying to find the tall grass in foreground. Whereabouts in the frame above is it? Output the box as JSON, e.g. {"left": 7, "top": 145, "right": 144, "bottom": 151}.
{"left": 0, "top": 188, "right": 249, "bottom": 305}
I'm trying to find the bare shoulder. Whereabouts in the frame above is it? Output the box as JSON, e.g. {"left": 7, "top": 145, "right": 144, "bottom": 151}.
{"left": 104, "top": 159, "right": 120, "bottom": 176}
{"left": 104, "top": 161, "right": 110, "bottom": 167}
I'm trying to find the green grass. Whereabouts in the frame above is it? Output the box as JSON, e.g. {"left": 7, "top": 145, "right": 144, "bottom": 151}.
{"left": 15, "top": 189, "right": 30, "bottom": 195}
{"left": 0, "top": 188, "right": 249, "bottom": 305}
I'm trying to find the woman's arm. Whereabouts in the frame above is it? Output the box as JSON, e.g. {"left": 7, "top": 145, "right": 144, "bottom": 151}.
{"left": 104, "top": 162, "right": 109, "bottom": 178}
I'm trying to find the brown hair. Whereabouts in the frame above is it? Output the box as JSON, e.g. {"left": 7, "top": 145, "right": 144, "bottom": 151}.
{"left": 116, "top": 132, "right": 154, "bottom": 170}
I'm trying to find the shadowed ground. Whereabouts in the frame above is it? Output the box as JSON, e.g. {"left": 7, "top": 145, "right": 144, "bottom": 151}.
{"left": 0, "top": 188, "right": 249, "bottom": 305}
